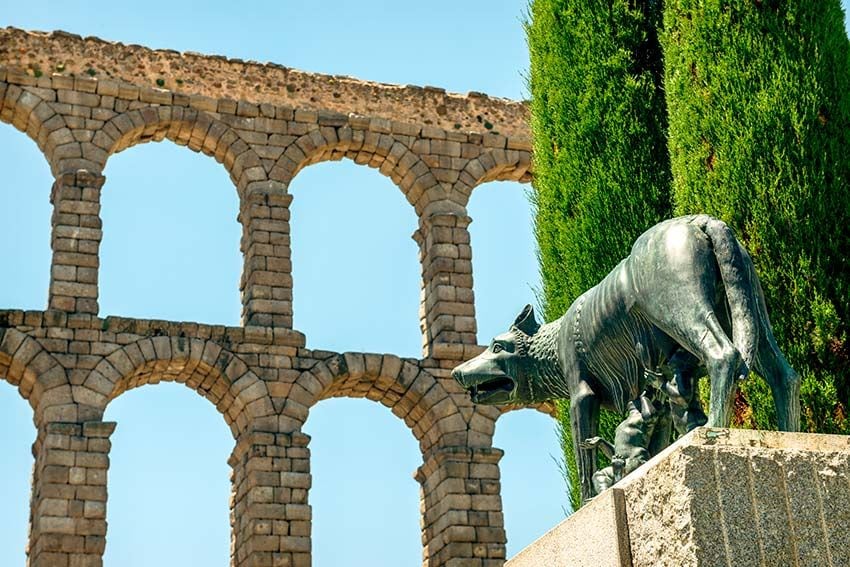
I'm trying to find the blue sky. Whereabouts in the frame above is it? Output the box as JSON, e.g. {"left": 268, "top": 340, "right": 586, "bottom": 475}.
{"left": 2, "top": 2, "right": 849, "bottom": 566}
{"left": 0, "top": 2, "right": 566, "bottom": 566}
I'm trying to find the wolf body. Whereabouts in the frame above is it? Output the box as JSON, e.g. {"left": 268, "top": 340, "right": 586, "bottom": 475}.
{"left": 452, "top": 215, "right": 800, "bottom": 502}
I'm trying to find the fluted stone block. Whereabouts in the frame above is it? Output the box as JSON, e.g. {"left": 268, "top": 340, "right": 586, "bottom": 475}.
{"left": 506, "top": 487, "right": 631, "bottom": 567}
{"left": 624, "top": 428, "right": 850, "bottom": 567}
{"left": 507, "top": 428, "right": 850, "bottom": 567}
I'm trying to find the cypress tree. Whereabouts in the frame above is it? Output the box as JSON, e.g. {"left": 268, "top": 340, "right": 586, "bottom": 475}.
{"left": 662, "top": 0, "right": 850, "bottom": 433}
{"left": 526, "top": 0, "right": 671, "bottom": 509}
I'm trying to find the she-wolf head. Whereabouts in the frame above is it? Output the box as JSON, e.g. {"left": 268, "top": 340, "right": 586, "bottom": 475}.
{"left": 451, "top": 305, "right": 546, "bottom": 405}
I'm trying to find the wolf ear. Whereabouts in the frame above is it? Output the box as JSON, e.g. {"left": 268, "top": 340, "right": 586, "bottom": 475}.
{"left": 513, "top": 304, "right": 540, "bottom": 336}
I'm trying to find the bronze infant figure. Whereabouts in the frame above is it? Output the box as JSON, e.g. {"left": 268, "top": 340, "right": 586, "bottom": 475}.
{"left": 581, "top": 350, "right": 697, "bottom": 496}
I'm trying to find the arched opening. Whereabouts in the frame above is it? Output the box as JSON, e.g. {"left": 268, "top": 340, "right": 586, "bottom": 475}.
{"left": 467, "top": 180, "right": 539, "bottom": 343}
{"left": 289, "top": 160, "right": 420, "bottom": 357}
{"left": 305, "top": 397, "right": 421, "bottom": 566}
{"left": 0, "top": 380, "right": 35, "bottom": 567}
{"left": 103, "top": 382, "right": 232, "bottom": 566}
{"left": 469, "top": 181, "right": 567, "bottom": 555}
{"left": 0, "top": 122, "right": 51, "bottom": 566}
{"left": 0, "top": 125, "right": 53, "bottom": 310}
{"left": 100, "top": 142, "right": 242, "bottom": 325}
{"left": 495, "top": 410, "right": 568, "bottom": 557}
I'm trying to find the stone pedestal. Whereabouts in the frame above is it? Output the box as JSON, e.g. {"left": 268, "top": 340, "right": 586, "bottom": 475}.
{"left": 506, "top": 428, "right": 850, "bottom": 567}
{"left": 506, "top": 487, "right": 630, "bottom": 567}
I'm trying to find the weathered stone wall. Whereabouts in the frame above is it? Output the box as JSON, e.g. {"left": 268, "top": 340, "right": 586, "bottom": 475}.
{"left": 0, "top": 29, "right": 547, "bottom": 567}
{"left": 0, "top": 28, "right": 530, "bottom": 140}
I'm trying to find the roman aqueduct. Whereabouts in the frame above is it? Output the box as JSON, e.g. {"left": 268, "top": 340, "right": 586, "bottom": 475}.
{"left": 0, "top": 28, "right": 548, "bottom": 567}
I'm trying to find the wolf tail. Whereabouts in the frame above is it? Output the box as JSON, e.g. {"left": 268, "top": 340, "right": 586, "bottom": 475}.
{"left": 700, "top": 216, "right": 758, "bottom": 379}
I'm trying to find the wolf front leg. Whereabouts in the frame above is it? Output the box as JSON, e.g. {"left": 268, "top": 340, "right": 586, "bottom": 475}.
{"left": 570, "top": 383, "right": 600, "bottom": 505}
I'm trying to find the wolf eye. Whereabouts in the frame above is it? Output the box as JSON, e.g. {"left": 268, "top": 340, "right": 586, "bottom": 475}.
{"left": 492, "top": 343, "right": 503, "bottom": 353}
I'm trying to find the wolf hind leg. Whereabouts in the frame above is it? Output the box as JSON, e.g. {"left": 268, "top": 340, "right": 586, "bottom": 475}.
{"left": 701, "top": 312, "right": 743, "bottom": 428}
{"left": 658, "top": 309, "right": 743, "bottom": 429}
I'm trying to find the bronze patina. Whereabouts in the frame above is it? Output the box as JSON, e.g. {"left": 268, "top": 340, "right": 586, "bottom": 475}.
{"left": 452, "top": 215, "right": 800, "bottom": 502}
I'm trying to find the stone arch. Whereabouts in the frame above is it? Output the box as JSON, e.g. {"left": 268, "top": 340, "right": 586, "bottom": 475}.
{"left": 0, "top": 82, "right": 69, "bottom": 174}
{"left": 449, "top": 396, "right": 556, "bottom": 452}
{"left": 453, "top": 148, "right": 532, "bottom": 205}
{"left": 498, "top": 401, "right": 558, "bottom": 418}
{"left": 85, "top": 336, "right": 274, "bottom": 437}
{"left": 270, "top": 127, "right": 442, "bottom": 212}
{"left": 293, "top": 353, "right": 464, "bottom": 450}
{"left": 95, "top": 106, "right": 265, "bottom": 194}
{"left": 0, "top": 327, "right": 71, "bottom": 414}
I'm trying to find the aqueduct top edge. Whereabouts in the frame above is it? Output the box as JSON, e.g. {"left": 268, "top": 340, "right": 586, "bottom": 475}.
{"left": 0, "top": 27, "right": 531, "bottom": 140}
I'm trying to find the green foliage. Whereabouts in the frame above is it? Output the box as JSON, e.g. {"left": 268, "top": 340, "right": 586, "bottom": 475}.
{"left": 527, "top": 0, "right": 672, "bottom": 508}
{"left": 529, "top": 0, "right": 850, "bottom": 511}
{"left": 527, "top": 0, "right": 672, "bottom": 319}
{"left": 663, "top": 0, "right": 850, "bottom": 434}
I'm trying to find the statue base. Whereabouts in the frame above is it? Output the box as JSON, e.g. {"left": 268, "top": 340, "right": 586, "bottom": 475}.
{"left": 507, "top": 428, "right": 850, "bottom": 567}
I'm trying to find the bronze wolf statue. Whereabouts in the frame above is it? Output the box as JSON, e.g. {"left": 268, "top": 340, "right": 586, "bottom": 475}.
{"left": 452, "top": 215, "right": 800, "bottom": 502}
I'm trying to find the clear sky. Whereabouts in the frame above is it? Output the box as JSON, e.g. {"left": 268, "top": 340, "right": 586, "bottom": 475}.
{"left": 2, "top": 2, "right": 849, "bottom": 567}
{"left": 0, "top": 2, "right": 567, "bottom": 567}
